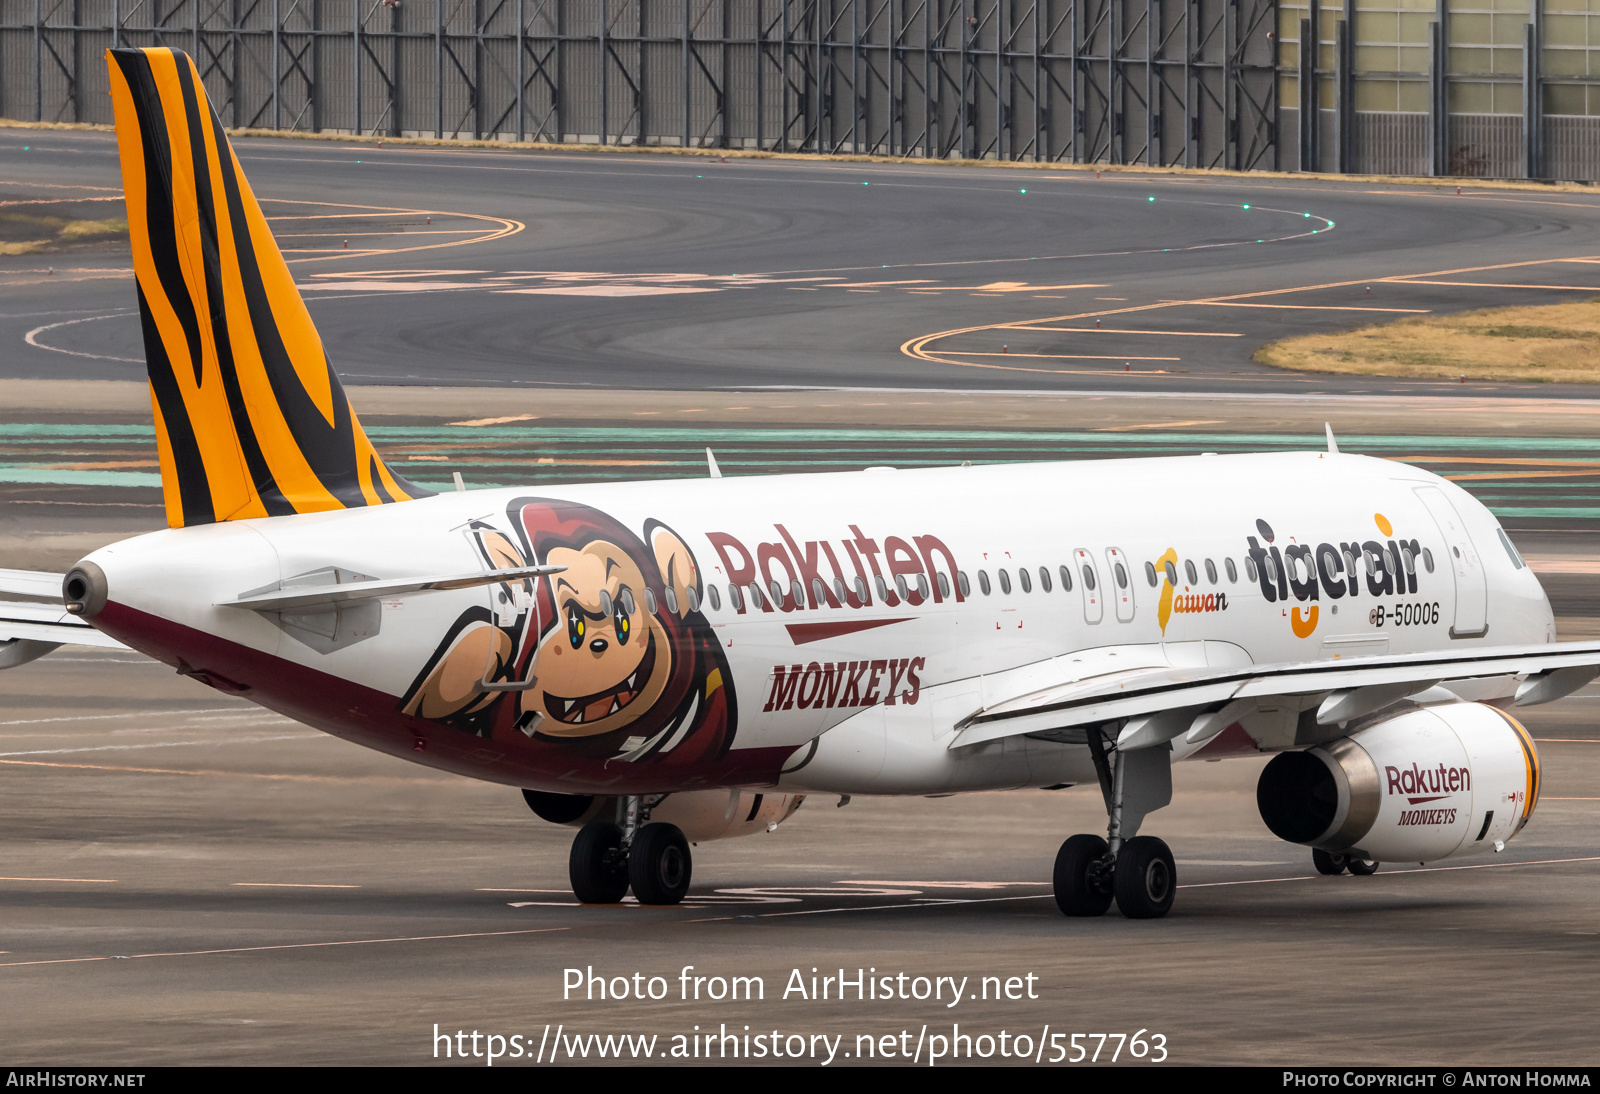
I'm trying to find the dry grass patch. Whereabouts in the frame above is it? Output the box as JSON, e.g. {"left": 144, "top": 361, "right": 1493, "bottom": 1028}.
{"left": 0, "top": 211, "right": 126, "bottom": 255}
{"left": 1256, "top": 299, "right": 1600, "bottom": 383}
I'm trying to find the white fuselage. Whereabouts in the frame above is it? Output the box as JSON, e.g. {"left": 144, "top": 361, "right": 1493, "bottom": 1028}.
{"left": 81, "top": 451, "right": 1552, "bottom": 796}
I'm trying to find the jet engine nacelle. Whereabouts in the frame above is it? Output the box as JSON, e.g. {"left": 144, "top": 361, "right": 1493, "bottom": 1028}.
{"left": 522, "top": 788, "right": 804, "bottom": 842}
{"left": 1256, "top": 703, "right": 1540, "bottom": 863}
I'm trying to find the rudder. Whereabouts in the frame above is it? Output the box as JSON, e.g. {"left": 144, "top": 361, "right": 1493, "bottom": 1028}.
{"left": 105, "top": 46, "right": 429, "bottom": 528}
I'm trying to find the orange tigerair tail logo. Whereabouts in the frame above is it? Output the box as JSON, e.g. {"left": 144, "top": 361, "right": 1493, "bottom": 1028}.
{"left": 1245, "top": 513, "right": 1424, "bottom": 640}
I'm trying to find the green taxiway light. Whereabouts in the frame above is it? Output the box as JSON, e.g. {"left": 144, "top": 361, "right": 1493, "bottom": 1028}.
{"left": 1148, "top": 196, "right": 1155, "bottom": 202}
{"left": 1243, "top": 203, "right": 1250, "bottom": 210}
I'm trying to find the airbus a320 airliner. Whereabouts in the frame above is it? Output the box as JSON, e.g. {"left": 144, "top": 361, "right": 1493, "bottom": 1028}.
{"left": 2, "top": 47, "right": 1594, "bottom": 918}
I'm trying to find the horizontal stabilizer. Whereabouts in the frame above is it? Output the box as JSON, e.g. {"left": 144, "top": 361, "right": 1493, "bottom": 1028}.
{"left": 225, "top": 564, "right": 566, "bottom": 612}
{"left": 1, "top": 600, "right": 128, "bottom": 651}
{"left": 0, "top": 568, "right": 66, "bottom": 600}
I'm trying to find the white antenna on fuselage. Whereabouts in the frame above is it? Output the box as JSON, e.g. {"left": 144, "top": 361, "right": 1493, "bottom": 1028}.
{"left": 706, "top": 448, "right": 722, "bottom": 479}
{"left": 1325, "top": 423, "right": 1339, "bottom": 455}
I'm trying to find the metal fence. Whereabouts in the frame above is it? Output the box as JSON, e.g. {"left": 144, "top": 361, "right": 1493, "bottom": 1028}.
{"left": 0, "top": 0, "right": 1597, "bottom": 178}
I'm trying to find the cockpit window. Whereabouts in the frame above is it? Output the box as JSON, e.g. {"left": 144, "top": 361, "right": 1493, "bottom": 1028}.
{"left": 1496, "top": 527, "right": 1525, "bottom": 570}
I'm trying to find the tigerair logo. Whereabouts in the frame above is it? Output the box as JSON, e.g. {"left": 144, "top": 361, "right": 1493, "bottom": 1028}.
{"left": 1246, "top": 513, "right": 1423, "bottom": 639}
{"left": 1155, "top": 547, "right": 1229, "bottom": 636}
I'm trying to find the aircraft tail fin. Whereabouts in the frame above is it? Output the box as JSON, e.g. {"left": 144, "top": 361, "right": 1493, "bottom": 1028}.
{"left": 105, "top": 47, "right": 430, "bottom": 529}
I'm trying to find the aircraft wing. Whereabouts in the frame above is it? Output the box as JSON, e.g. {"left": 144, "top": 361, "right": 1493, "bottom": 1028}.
{"left": 948, "top": 640, "right": 1600, "bottom": 751}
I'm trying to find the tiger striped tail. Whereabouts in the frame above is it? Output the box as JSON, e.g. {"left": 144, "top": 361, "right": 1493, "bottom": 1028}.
{"left": 105, "top": 47, "right": 431, "bottom": 528}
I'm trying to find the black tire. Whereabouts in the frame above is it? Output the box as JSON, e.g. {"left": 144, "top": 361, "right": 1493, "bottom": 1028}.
{"left": 629, "top": 822, "right": 693, "bottom": 905}
{"left": 569, "top": 822, "right": 629, "bottom": 904}
{"left": 1053, "top": 833, "right": 1114, "bottom": 917}
{"left": 1347, "top": 856, "right": 1380, "bottom": 876}
{"left": 1312, "top": 848, "right": 1348, "bottom": 876}
{"left": 1114, "top": 835, "right": 1177, "bottom": 919}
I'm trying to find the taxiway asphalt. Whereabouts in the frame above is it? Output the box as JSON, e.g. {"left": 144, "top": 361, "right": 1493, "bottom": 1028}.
{"left": 9, "top": 127, "right": 1600, "bottom": 395}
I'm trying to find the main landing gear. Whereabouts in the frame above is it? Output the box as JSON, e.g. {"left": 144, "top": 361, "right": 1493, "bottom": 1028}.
{"left": 568, "top": 795, "right": 693, "bottom": 905}
{"left": 1054, "top": 728, "right": 1177, "bottom": 920}
{"left": 1312, "top": 848, "right": 1381, "bottom": 876}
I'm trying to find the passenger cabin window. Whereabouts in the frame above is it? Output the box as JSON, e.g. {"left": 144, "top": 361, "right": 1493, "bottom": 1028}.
{"left": 791, "top": 580, "right": 805, "bottom": 605}
{"left": 855, "top": 576, "right": 870, "bottom": 602}
{"left": 685, "top": 587, "right": 700, "bottom": 612}
{"left": 1184, "top": 560, "right": 1198, "bottom": 585}
{"left": 665, "top": 587, "right": 680, "bottom": 614}
{"left": 999, "top": 569, "right": 1013, "bottom": 594}
{"left": 895, "top": 575, "right": 909, "bottom": 598}
{"left": 1114, "top": 563, "right": 1128, "bottom": 589}
{"left": 747, "top": 583, "right": 763, "bottom": 610}
{"left": 1019, "top": 568, "right": 1032, "bottom": 593}
{"left": 813, "top": 577, "right": 828, "bottom": 605}
{"left": 832, "top": 577, "right": 846, "bottom": 601}
{"left": 1039, "top": 566, "right": 1052, "bottom": 593}
{"left": 706, "top": 584, "right": 721, "bottom": 611}
{"left": 1225, "top": 558, "right": 1237, "bottom": 583}
{"left": 917, "top": 574, "right": 929, "bottom": 598}
{"left": 620, "top": 589, "right": 637, "bottom": 614}
{"left": 875, "top": 575, "right": 890, "bottom": 601}
{"left": 979, "top": 570, "right": 992, "bottom": 595}
{"left": 1059, "top": 565, "right": 1074, "bottom": 592}
{"left": 644, "top": 588, "right": 659, "bottom": 613}
{"left": 1081, "top": 565, "right": 1096, "bottom": 591}
{"left": 727, "top": 583, "right": 742, "bottom": 611}
{"left": 1164, "top": 560, "right": 1178, "bottom": 585}
{"left": 1205, "top": 559, "right": 1217, "bottom": 584}
{"left": 1422, "top": 548, "right": 1435, "bottom": 573}
{"left": 769, "top": 579, "right": 785, "bottom": 603}
{"left": 937, "top": 572, "right": 951, "bottom": 598}
{"left": 598, "top": 590, "right": 614, "bottom": 616}
{"left": 1244, "top": 557, "right": 1257, "bottom": 582}
{"left": 958, "top": 571, "right": 971, "bottom": 597}
{"left": 1144, "top": 561, "right": 1158, "bottom": 587}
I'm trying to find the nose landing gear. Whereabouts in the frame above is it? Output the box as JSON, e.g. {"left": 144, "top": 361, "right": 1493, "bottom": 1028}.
{"left": 1054, "top": 727, "right": 1177, "bottom": 919}
{"left": 567, "top": 795, "right": 693, "bottom": 905}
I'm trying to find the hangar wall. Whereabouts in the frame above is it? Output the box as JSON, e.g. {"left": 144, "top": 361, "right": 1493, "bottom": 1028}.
{"left": 0, "top": 0, "right": 1595, "bottom": 179}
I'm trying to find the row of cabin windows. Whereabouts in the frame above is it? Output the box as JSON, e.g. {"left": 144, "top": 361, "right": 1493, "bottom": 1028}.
{"left": 593, "top": 562, "right": 1115, "bottom": 619}
{"left": 594, "top": 538, "right": 1463, "bottom": 625}
{"left": 1141, "top": 545, "right": 1436, "bottom": 590}
{"left": 579, "top": 541, "right": 1448, "bottom": 625}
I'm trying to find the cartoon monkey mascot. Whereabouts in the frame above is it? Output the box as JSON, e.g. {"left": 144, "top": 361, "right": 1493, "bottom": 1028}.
{"left": 402, "top": 499, "right": 736, "bottom": 775}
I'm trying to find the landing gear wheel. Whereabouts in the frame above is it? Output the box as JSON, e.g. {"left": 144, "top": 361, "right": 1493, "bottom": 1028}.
{"left": 1114, "top": 835, "right": 1177, "bottom": 919}
{"left": 569, "top": 822, "right": 629, "bottom": 904}
{"left": 629, "top": 822, "right": 693, "bottom": 905}
{"left": 1347, "top": 856, "right": 1380, "bottom": 876}
{"left": 1312, "top": 848, "right": 1349, "bottom": 875}
{"left": 1053, "top": 833, "right": 1114, "bottom": 917}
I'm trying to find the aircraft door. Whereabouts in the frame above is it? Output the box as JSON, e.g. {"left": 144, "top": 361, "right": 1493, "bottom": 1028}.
{"left": 1414, "top": 486, "right": 1488, "bottom": 638}
{"left": 1074, "top": 548, "right": 1103, "bottom": 624}
{"left": 1105, "top": 547, "right": 1135, "bottom": 622}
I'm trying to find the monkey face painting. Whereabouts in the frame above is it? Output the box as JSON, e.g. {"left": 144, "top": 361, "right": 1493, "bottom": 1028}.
{"left": 533, "top": 537, "right": 667, "bottom": 738}
{"left": 401, "top": 499, "right": 735, "bottom": 771}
